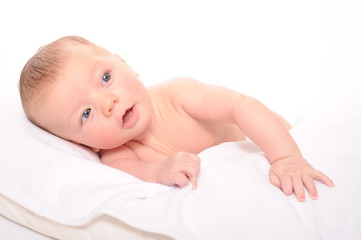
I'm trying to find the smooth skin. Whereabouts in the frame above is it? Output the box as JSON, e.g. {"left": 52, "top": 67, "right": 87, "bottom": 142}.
{"left": 34, "top": 44, "right": 334, "bottom": 202}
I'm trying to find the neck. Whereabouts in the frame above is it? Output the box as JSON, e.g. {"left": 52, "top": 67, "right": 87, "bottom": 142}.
{"left": 133, "top": 89, "right": 161, "bottom": 143}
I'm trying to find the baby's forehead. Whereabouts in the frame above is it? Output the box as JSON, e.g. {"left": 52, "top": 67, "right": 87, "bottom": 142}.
{"left": 64, "top": 42, "right": 111, "bottom": 58}
{"left": 60, "top": 47, "right": 107, "bottom": 74}
{"left": 53, "top": 47, "right": 112, "bottom": 89}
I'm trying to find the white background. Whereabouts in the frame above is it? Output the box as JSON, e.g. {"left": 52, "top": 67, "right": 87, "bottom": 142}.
{"left": 0, "top": 1, "right": 360, "bottom": 238}
{"left": 1, "top": 0, "right": 360, "bottom": 121}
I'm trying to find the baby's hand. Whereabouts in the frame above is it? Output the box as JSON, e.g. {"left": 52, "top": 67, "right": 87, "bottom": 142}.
{"left": 156, "top": 152, "right": 201, "bottom": 189}
{"left": 269, "top": 155, "right": 334, "bottom": 202}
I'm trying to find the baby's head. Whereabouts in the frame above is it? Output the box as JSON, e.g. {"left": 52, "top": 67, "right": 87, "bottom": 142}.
{"left": 19, "top": 36, "right": 96, "bottom": 127}
{"left": 19, "top": 36, "right": 150, "bottom": 152}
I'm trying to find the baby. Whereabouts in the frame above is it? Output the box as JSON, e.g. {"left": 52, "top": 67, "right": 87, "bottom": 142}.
{"left": 19, "top": 36, "right": 334, "bottom": 202}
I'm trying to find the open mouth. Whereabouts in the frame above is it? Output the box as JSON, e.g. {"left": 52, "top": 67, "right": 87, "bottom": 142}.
{"left": 122, "top": 106, "right": 134, "bottom": 127}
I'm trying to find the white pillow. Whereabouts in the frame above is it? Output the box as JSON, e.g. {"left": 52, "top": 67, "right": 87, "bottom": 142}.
{"left": 0, "top": 92, "right": 174, "bottom": 239}
{"left": 0, "top": 194, "right": 170, "bottom": 240}
{"left": 1, "top": 85, "right": 361, "bottom": 240}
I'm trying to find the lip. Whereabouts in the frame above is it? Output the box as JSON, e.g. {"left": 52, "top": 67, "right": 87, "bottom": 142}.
{"left": 122, "top": 105, "right": 138, "bottom": 129}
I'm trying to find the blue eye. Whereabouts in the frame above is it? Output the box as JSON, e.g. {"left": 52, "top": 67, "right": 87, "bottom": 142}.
{"left": 82, "top": 109, "right": 91, "bottom": 122}
{"left": 102, "top": 73, "right": 111, "bottom": 86}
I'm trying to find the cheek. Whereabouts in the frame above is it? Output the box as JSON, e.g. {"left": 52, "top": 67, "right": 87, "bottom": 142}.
{"left": 89, "top": 127, "right": 121, "bottom": 149}
{"left": 124, "top": 77, "right": 146, "bottom": 96}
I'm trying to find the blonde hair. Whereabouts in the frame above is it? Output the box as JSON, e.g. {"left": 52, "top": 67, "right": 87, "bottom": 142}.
{"left": 18, "top": 36, "right": 94, "bottom": 125}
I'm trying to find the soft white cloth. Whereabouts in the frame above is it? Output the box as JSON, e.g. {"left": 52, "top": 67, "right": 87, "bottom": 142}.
{"left": 1, "top": 91, "right": 361, "bottom": 240}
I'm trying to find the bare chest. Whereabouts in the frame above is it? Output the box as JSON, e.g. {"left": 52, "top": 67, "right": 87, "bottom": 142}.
{"left": 127, "top": 111, "right": 244, "bottom": 162}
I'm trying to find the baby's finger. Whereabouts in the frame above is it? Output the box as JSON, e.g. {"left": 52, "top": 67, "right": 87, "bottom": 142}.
{"left": 185, "top": 167, "right": 200, "bottom": 189}
{"left": 313, "top": 171, "right": 335, "bottom": 187}
{"left": 191, "top": 154, "right": 201, "bottom": 164}
{"left": 175, "top": 174, "right": 190, "bottom": 188}
{"left": 303, "top": 175, "right": 318, "bottom": 200}
{"left": 280, "top": 175, "right": 293, "bottom": 195}
{"left": 269, "top": 172, "right": 281, "bottom": 189}
{"left": 187, "top": 155, "right": 201, "bottom": 189}
{"left": 292, "top": 177, "right": 305, "bottom": 202}
{"left": 187, "top": 173, "right": 198, "bottom": 189}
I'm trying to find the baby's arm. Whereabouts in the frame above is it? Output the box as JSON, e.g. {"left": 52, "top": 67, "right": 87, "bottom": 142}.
{"left": 172, "top": 78, "right": 334, "bottom": 201}
{"left": 101, "top": 146, "right": 200, "bottom": 188}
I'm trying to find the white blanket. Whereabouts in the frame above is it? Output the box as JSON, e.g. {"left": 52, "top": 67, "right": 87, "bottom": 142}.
{"left": 1, "top": 91, "right": 361, "bottom": 240}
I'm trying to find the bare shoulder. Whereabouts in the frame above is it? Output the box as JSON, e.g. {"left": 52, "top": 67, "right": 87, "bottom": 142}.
{"left": 147, "top": 77, "right": 205, "bottom": 109}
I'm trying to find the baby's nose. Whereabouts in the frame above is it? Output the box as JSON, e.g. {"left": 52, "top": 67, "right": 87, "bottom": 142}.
{"left": 102, "top": 94, "right": 119, "bottom": 117}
